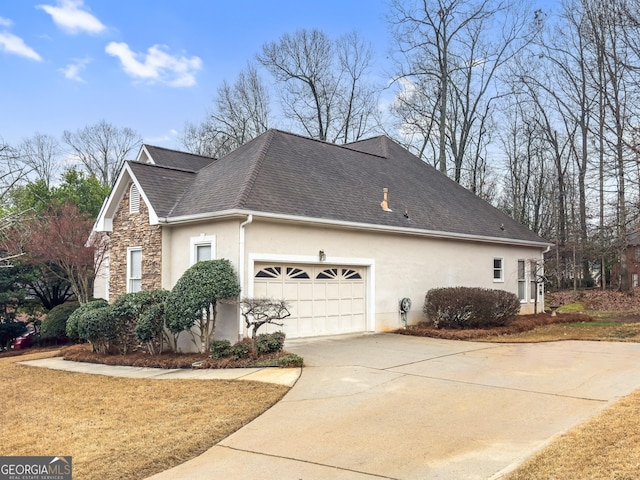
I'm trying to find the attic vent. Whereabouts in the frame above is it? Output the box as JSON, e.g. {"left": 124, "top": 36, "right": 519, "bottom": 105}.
{"left": 380, "top": 187, "right": 392, "bottom": 212}
{"left": 129, "top": 184, "right": 140, "bottom": 213}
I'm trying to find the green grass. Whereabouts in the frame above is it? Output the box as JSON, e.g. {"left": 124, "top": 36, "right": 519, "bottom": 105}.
{"left": 557, "top": 303, "right": 586, "bottom": 313}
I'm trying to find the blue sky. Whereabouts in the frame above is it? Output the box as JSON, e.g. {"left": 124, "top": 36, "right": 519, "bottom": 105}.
{"left": 0, "top": 0, "right": 392, "bottom": 150}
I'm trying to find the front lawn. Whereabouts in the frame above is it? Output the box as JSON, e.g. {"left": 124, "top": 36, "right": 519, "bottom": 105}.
{"left": 1, "top": 350, "right": 288, "bottom": 480}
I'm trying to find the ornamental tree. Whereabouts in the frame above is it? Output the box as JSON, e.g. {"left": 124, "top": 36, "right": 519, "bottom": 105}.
{"left": 165, "top": 259, "right": 241, "bottom": 353}
{"left": 240, "top": 298, "right": 290, "bottom": 339}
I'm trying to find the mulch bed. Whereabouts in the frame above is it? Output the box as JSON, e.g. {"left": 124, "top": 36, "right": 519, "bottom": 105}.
{"left": 396, "top": 312, "right": 593, "bottom": 341}
{"left": 60, "top": 344, "right": 288, "bottom": 369}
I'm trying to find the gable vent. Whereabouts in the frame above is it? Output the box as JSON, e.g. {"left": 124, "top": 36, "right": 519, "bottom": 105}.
{"left": 129, "top": 184, "right": 140, "bottom": 213}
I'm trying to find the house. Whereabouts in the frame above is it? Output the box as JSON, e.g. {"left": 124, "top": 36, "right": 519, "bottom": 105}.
{"left": 93, "top": 129, "right": 551, "bottom": 344}
{"left": 613, "top": 230, "right": 640, "bottom": 288}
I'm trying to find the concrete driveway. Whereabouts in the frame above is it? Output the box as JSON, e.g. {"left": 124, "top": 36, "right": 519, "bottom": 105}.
{"left": 147, "top": 334, "right": 640, "bottom": 480}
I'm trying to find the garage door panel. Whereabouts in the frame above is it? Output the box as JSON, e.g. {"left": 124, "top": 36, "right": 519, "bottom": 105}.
{"left": 297, "top": 299, "right": 314, "bottom": 317}
{"left": 254, "top": 263, "right": 366, "bottom": 339}
{"left": 326, "top": 283, "right": 340, "bottom": 299}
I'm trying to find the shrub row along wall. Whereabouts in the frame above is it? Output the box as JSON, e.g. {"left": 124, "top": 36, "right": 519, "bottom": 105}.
{"left": 423, "top": 287, "right": 520, "bottom": 329}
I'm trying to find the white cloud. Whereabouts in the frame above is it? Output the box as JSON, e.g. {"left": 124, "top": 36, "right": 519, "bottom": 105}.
{"left": 59, "top": 57, "right": 91, "bottom": 82}
{"left": 37, "top": 0, "right": 106, "bottom": 35}
{"left": 105, "top": 42, "right": 202, "bottom": 87}
{"left": 0, "top": 17, "right": 13, "bottom": 28}
{"left": 0, "top": 31, "right": 42, "bottom": 61}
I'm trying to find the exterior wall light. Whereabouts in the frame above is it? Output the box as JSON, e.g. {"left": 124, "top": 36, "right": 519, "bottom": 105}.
{"left": 319, "top": 250, "right": 326, "bottom": 262}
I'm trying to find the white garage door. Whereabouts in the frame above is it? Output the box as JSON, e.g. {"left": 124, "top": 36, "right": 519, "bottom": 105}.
{"left": 253, "top": 263, "right": 366, "bottom": 338}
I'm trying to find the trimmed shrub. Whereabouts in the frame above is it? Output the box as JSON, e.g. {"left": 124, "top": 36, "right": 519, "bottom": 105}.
{"left": 423, "top": 287, "right": 520, "bottom": 329}
{"left": 77, "top": 306, "right": 114, "bottom": 354}
{"left": 210, "top": 339, "right": 232, "bottom": 359}
{"left": 254, "top": 331, "right": 286, "bottom": 354}
{"left": 41, "top": 302, "right": 79, "bottom": 340}
{"left": 111, "top": 290, "right": 170, "bottom": 354}
{"left": 229, "top": 338, "right": 253, "bottom": 359}
{"left": 165, "top": 259, "right": 241, "bottom": 353}
{"left": 135, "top": 302, "right": 167, "bottom": 355}
{"left": 66, "top": 299, "right": 109, "bottom": 341}
{"left": 275, "top": 353, "right": 304, "bottom": 368}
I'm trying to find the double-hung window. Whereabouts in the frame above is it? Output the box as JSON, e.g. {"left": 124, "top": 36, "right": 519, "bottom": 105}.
{"left": 517, "top": 260, "right": 526, "bottom": 302}
{"left": 530, "top": 260, "right": 538, "bottom": 302}
{"left": 127, "top": 247, "right": 142, "bottom": 292}
{"left": 493, "top": 258, "right": 504, "bottom": 282}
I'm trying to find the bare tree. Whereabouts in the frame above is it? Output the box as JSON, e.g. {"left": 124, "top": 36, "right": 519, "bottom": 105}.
{"left": 182, "top": 64, "right": 271, "bottom": 158}
{"left": 388, "top": 0, "right": 535, "bottom": 181}
{"left": 18, "top": 132, "right": 60, "bottom": 188}
{"left": 0, "top": 142, "right": 29, "bottom": 204}
{"left": 63, "top": 120, "right": 142, "bottom": 187}
{"left": 258, "top": 28, "right": 378, "bottom": 143}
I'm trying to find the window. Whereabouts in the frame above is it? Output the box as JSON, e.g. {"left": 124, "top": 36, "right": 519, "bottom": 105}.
{"left": 517, "top": 260, "right": 526, "bottom": 302}
{"left": 530, "top": 260, "right": 538, "bottom": 301}
{"left": 190, "top": 235, "right": 216, "bottom": 265}
{"left": 196, "top": 244, "right": 211, "bottom": 262}
{"left": 127, "top": 247, "right": 142, "bottom": 293}
{"left": 129, "top": 184, "right": 140, "bottom": 213}
{"left": 493, "top": 258, "right": 504, "bottom": 282}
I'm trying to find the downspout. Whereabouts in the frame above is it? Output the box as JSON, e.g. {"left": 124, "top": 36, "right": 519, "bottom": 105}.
{"left": 238, "top": 214, "right": 253, "bottom": 340}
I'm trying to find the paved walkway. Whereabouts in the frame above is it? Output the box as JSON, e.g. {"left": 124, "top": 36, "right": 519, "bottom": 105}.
{"left": 20, "top": 357, "right": 301, "bottom": 386}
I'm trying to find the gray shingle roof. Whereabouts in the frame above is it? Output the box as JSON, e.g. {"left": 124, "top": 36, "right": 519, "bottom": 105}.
{"left": 134, "top": 130, "right": 547, "bottom": 244}
{"left": 128, "top": 161, "right": 197, "bottom": 218}
{"left": 144, "top": 145, "right": 214, "bottom": 171}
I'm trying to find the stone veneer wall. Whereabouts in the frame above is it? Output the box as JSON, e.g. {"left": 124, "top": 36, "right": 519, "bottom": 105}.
{"left": 109, "top": 183, "right": 162, "bottom": 300}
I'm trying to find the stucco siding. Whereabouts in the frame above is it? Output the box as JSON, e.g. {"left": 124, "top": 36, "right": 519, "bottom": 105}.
{"left": 162, "top": 219, "right": 242, "bottom": 287}
{"left": 242, "top": 220, "right": 544, "bottom": 332}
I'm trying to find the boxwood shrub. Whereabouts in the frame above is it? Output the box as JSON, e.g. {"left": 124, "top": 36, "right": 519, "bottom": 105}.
{"left": 423, "top": 287, "right": 520, "bottom": 329}
{"left": 254, "top": 331, "right": 286, "bottom": 354}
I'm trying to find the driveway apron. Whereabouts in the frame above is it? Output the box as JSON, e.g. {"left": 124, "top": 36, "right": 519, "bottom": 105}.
{"left": 146, "top": 334, "right": 640, "bottom": 480}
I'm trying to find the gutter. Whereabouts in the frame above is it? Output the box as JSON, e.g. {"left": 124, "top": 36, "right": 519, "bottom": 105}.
{"left": 158, "top": 209, "right": 552, "bottom": 249}
{"left": 238, "top": 214, "right": 253, "bottom": 340}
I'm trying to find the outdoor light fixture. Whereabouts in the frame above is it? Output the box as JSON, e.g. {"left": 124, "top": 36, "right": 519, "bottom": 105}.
{"left": 319, "top": 250, "right": 326, "bottom": 262}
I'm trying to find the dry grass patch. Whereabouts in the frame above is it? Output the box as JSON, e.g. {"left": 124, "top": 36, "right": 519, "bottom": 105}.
{"left": 397, "top": 313, "right": 594, "bottom": 341}
{"left": 1, "top": 350, "right": 288, "bottom": 480}
{"left": 506, "top": 389, "right": 640, "bottom": 479}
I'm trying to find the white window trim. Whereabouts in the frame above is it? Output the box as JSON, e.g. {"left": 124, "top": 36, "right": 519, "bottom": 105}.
{"left": 529, "top": 260, "right": 538, "bottom": 302}
{"left": 127, "top": 246, "right": 142, "bottom": 293}
{"left": 129, "top": 184, "right": 140, "bottom": 213}
{"left": 493, "top": 257, "right": 504, "bottom": 283}
{"left": 517, "top": 259, "right": 526, "bottom": 303}
{"left": 190, "top": 235, "right": 216, "bottom": 265}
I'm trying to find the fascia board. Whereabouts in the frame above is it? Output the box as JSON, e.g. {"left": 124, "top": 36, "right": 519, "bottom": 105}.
{"left": 158, "top": 209, "right": 552, "bottom": 249}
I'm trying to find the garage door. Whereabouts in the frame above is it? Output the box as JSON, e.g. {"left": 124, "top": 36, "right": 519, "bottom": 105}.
{"left": 253, "top": 263, "right": 366, "bottom": 338}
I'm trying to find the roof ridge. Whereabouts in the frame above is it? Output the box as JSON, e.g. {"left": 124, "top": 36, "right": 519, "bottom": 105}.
{"left": 234, "top": 130, "right": 276, "bottom": 208}
{"left": 272, "top": 129, "right": 391, "bottom": 160}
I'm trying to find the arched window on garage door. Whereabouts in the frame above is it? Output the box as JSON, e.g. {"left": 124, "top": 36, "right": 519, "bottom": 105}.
{"left": 316, "top": 268, "right": 362, "bottom": 280}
